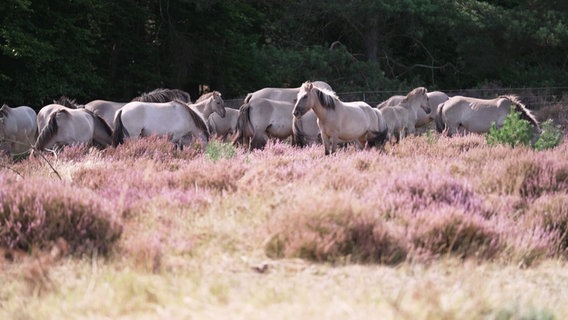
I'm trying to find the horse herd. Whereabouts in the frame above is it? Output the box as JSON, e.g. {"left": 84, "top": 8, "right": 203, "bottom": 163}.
{"left": 0, "top": 81, "right": 541, "bottom": 158}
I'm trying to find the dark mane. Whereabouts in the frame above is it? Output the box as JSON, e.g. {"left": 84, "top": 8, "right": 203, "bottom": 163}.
{"left": 54, "top": 96, "right": 78, "bottom": 109}
{"left": 132, "top": 88, "right": 192, "bottom": 103}
{"left": 35, "top": 109, "right": 68, "bottom": 150}
{"left": 175, "top": 100, "right": 210, "bottom": 141}
{"left": 501, "top": 95, "right": 540, "bottom": 130}
{"left": 314, "top": 87, "right": 337, "bottom": 110}
{"left": 0, "top": 104, "right": 9, "bottom": 117}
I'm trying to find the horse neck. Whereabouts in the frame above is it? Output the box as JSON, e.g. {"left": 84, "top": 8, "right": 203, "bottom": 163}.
{"left": 403, "top": 97, "right": 424, "bottom": 118}
{"left": 190, "top": 98, "right": 212, "bottom": 117}
{"left": 310, "top": 97, "right": 332, "bottom": 122}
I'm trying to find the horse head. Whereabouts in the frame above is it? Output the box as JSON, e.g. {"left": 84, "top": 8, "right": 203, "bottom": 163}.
{"left": 293, "top": 82, "right": 314, "bottom": 119}
{"left": 406, "top": 87, "right": 430, "bottom": 114}
{"left": 210, "top": 91, "right": 226, "bottom": 118}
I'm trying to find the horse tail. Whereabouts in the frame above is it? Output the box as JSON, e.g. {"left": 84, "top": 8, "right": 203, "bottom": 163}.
{"left": 435, "top": 102, "right": 446, "bottom": 133}
{"left": 504, "top": 95, "right": 540, "bottom": 131}
{"left": 232, "top": 103, "right": 253, "bottom": 146}
{"left": 86, "top": 109, "right": 113, "bottom": 148}
{"left": 112, "top": 109, "right": 125, "bottom": 147}
{"left": 368, "top": 110, "right": 389, "bottom": 148}
{"left": 35, "top": 109, "right": 63, "bottom": 150}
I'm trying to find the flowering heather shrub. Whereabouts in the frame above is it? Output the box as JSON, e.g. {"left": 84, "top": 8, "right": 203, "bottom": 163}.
{"left": 104, "top": 135, "right": 202, "bottom": 161}
{"left": 525, "top": 194, "right": 568, "bottom": 252}
{"left": 0, "top": 174, "right": 122, "bottom": 256}
{"left": 486, "top": 153, "right": 568, "bottom": 197}
{"left": 264, "top": 192, "right": 407, "bottom": 265}
{"left": 409, "top": 207, "right": 501, "bottom": 260}
{"left": 71, "top": 160, "right": 219, "bottom": 216}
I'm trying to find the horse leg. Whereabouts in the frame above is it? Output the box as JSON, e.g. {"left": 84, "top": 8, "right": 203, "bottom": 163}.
{"left": 250, "top": 132, "right": 267, "bottom": 150}
{"left": 322, "top": 134, "right": 332, "bottom": 155}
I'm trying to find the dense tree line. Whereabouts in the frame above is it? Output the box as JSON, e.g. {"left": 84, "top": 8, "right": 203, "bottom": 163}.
{"left": 1, "top": 0, "right": 567, "bottom": 107}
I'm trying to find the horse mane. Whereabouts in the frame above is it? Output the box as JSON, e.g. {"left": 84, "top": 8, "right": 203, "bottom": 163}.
{"left": 0, "top": 104, "right": 9, "bottom": 117}
{"left": 132, "top": 88, "right": 192, "bottom": 103}
{"left": 500, "top": 95, "right": 540, "bottom": 130}
{"left": 35, "top": 109, "right": 67, "bottom": 150}
{"left": 195, "top": 91, "right": 221, "bottom": 103}
{"left": 401, "top": 87, "right": 427, "bottom": 105}
{"left": 302, "top": 81, "right": 337, "bottom": 110}
{"left": 54, "top": 96, "right": 78, "bottom": 109}
{"left": 175, "top": 99, "right": 210, "bottom": 141}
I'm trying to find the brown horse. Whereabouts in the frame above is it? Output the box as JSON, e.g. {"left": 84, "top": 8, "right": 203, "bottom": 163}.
{"left": 293, "top": 82, "right": 387, "bottom": 155}
{"left": 435, "top": 95, "right": 540, "bottom": 141}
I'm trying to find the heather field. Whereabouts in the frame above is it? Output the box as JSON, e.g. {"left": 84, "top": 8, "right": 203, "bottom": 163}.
{"left": 1, "top": 130, "right": 568, "bottom": 319}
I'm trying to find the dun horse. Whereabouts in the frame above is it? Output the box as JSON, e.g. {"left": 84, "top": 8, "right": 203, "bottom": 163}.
{"left": 435, "top": 95, "right": 540, "bottom": 141}
{"left": 112, "top": 100, "right": 210, "bottom": 149}
{"left": 84, "top": 100, "right": 127, "bottom": 129}
{"left": 380, "top": 87, "right": 431, "bottom": 143}
{"left": 34, "top": 108, "right": 113, "bottom": 151}
{"left": 237, "top": 81, "right": 333, "bottom": 148}
{"left": 232, "top": 98, "right": 301, "bottom": 150}
{"left": 293, "top": 81, "right": 387, "bottom": 155}
{"left": 378, "top": 90, "right": 448, "bottom": 127}
{"left": 0, "top": 104, "right": 38, "bottom": 155}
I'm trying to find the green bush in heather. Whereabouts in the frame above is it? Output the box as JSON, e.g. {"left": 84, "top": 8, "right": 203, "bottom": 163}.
{"left": 534, "top": 119, "right": 563, "bottom": 151}
{"left": 485, "top": 107, "right": 533, "bottom": 148}
{"left": 205, "top": 140, "right": 237, "bottom": 162}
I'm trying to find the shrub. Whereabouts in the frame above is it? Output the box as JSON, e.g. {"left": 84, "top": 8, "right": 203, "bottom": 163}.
{"left": 264, "top": 197, "right": 407, "bottom": 265}
{"left": 0, "top": 175, "right": 122, "bottom": 256}
{"left": 485, "top": 107, "right": 533, "bottom": 148}
{"left": 534, "top": 119, "right": 563, "bottom": 150}
{"left": 205, "top": 140, "right": 237, "bottom": 162}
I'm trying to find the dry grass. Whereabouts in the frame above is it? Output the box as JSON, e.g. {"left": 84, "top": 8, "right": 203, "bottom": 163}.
{"left": 1, "top": 134, "right": 568, "bottom": 319}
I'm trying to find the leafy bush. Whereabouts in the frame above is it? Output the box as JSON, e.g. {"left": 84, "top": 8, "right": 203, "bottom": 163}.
{"left": 534, "top": 119, "right": 563, "bottom": 151}
{"left": 485, "top": 107, "right": 533, "bottom": 147}
{"left": 205, "top": 140, "right": 237, "bottom": 162}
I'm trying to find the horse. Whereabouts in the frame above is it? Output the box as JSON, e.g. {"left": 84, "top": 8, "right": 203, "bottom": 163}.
{"left": 0, "top": 104, "right": 38, "bottom": 155}
{"left": 243, "top": 81, "right": 332, "bottom": 104}
{"left": 293, "top": 81, "right": 388, "bottom": 155}
{"left": 232, "top": 98, "right": 301, "bottom": 150}
{"left": 377, "top": 90, "right": 447, "bottom": 127}
{"left": 111, "top": 100, "right": 210, "bottom": 149}
{"left": 435, "top": 95, "right": 540, "bottom": 140}
{"left": 239, "top": 81, "right": 332, "bottom": 148}
{"left": 34, "top": 108, "right": 113, "bottom": 151}
{"left": 132, "top": 88, "right": 192, "bottom": 103}
{"left": 379, "top": 87, "right": 431, "bottom": 143}
{"left": 84, "top": 100, "right": 128, "bottom": 130}
{"left": 208, "top": 108, "right": 239, "bottom": 141}
{"left": 192, "top": 91, "right": 226, "bottom": 119}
